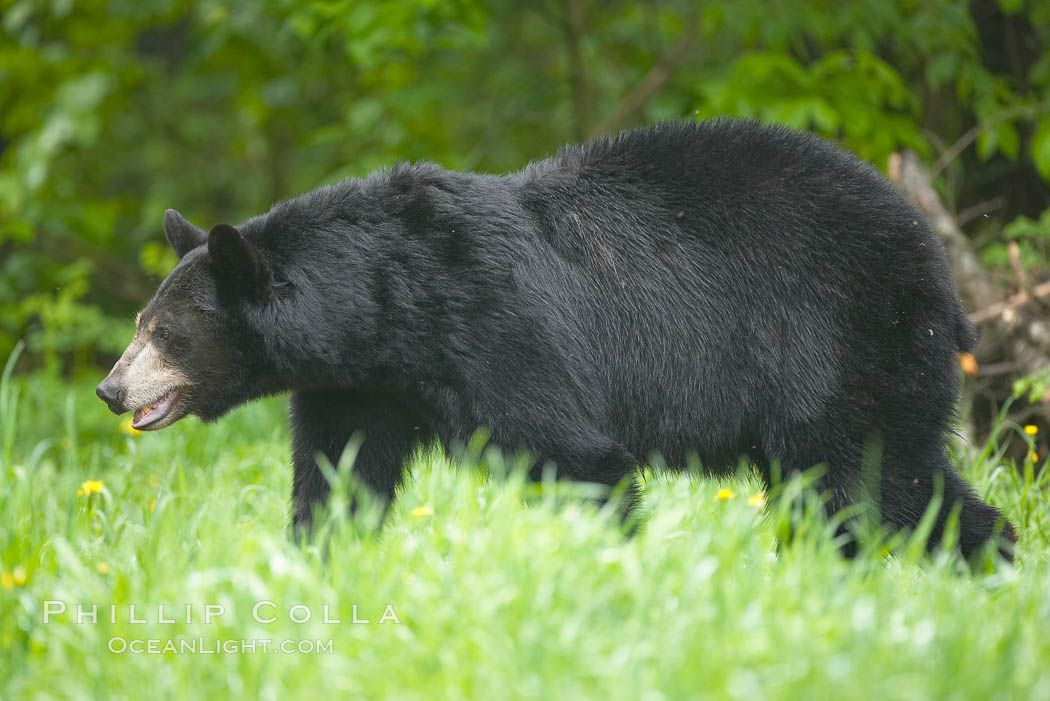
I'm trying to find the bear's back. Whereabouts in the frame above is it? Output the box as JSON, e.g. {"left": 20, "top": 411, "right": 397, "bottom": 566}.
{"left": 507, "top": 121, "right": 967, "bottom": 465}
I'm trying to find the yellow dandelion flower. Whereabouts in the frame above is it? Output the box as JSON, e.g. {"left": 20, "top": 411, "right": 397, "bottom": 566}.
{"left": 1, "top": 572, "right": 12, "bottom": 590}
{"left": 120, "top": 417, "right": 142, "bottom": 436}
{"left": 1024, "top": 425, "right": 1038, "bottom": 436}
{"left": 12, "top": 566, "right": 26, "bottom": 586}
{"left": 96, "top": 562, "right": 110, "bottom": 575}
{"left": 747, "top": 492, "right": 766, "bottom": 508}
{"left": 149, "top": 498, "right": 157, "bottom": 514}
{"left": 78, "top": 480, "right": 104, "bottom": 497}
{"left": 715, "top": 488, "right": 735, "bottom": 501}
{"left": 958, "top": 352, "right": 978, "bottom": 377}
{"left": 1030, "top": 451, "right": 1040, "bottom": 464}
{"left": 410, "top": 505, "right": 433, "bottom": 517}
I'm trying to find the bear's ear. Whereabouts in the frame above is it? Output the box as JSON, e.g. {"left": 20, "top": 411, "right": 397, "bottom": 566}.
{"left": 163, "top": 209, "right": 207, "bottom": 259}
{"left": 207, "top": 223, "right": 271, "bottom": 288}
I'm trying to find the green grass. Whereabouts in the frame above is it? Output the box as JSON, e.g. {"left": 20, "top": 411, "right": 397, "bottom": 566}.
{"left": 2, "top": 364, "right": 1049, "bottom": 700}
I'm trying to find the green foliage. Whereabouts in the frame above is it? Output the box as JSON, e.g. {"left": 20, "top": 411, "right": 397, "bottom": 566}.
{"left": 1014, "top": 365, "right": 1050, "bottom": 404}
{"left": 1003, "top": 208, "right": 1050, "bottom": 242}
{"left": 695, "top": 50, "right": 924, "bottom": 165}
{"left": 981, "top": 207, "right": 1050, "bottom": 272}
{"left": 1, "top": 371, "right": 1048, "bottom": 698}
{"left": 1, "top": 1, "right": 1049, "bottom": 369}
{"left": 1032, "top": 115, "right": 1050, "bottom": 179}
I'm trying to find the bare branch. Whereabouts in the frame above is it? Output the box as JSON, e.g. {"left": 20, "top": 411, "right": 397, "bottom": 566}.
{"left": 930, "top": 103, "right": 1042, "bottom": 178}
{"left": 1007, "top": 241, "right": 1029, "bottom": 294}
{"left": 971, "top": 280, "right": 1050, "bottom": 325}
{"left": 956, "top": 196, "right": 1004, "bottom": 228}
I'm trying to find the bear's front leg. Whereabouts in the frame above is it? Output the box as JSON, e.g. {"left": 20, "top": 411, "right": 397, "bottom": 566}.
{"left": 288, "top": 389, "right": 428, "bottom": 538}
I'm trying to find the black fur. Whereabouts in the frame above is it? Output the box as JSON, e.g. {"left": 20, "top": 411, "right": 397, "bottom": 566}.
{"left": 163, "top": 208, "right": 206, "bottom": 257}
{"left": 132, "top": 120, "right": 1015, "bottom": 559}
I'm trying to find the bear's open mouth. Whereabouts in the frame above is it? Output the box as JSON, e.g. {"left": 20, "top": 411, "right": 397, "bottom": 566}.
{"left": 132, "top": 388, "right": 181, "bottom": 431}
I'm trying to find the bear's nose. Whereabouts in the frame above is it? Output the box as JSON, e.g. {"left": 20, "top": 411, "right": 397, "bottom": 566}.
{"left": 96, "top": 378, "right": 125, "bottom": 413}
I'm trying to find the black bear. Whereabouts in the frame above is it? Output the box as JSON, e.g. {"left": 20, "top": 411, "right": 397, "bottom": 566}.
{"left": 96, "top": 120, "right": 1016, "bottom": 560}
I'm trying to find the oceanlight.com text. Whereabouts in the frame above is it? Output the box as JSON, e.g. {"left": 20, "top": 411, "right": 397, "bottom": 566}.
{"left": 107, "top": 637, "right": 335, "bottom": 655}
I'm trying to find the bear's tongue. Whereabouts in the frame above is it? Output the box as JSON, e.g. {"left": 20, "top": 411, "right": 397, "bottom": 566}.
{"left": 132, "top": 389, "right": 178, "bottom": 430}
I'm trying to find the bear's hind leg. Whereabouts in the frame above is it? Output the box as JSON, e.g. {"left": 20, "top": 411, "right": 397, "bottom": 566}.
{"left": 879, "top": 443, "right": 1017, "bottom": 562}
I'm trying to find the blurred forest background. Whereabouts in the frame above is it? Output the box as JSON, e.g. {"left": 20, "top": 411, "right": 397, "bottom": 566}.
{"left": 1, "top": 0, "right": 1048, "bottom": 445}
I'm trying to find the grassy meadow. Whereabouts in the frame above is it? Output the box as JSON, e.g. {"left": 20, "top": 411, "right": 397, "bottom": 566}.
{"left": 2, "top": 358, "right": 1049, "bottom": 700}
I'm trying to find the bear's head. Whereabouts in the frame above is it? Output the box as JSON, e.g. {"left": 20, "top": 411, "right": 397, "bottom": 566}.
{"left": 95, "top": 209, "right": 301, "bottom": 431}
